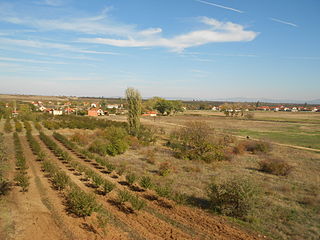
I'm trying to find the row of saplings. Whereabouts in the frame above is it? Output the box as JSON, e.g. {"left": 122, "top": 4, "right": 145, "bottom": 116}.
{"left": 0, "top": 133, "right": 11, "bottom": 195}
{"left": 38, "top": 130, "right": 147, "bottom": 213}
{"left": 53, "top": 131, "right": 190, "bottom": 205}
{"left": 13, "top": 132, "right": 30, "bottom": 192}
{"left": 167, "top": 121, "right": 294, "bottom": 219}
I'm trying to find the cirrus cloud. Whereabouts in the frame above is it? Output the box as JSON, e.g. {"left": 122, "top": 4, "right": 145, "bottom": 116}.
{"left": 79, "top": 17, "right": 258, "bottom": 52}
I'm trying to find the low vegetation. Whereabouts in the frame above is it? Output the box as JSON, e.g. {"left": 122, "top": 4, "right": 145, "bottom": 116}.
{"left": 167, "top": 121, "right": 228, "bottom": 163}
{"left": 259, "top": 158, "right": 293, "bottom": 176}
{"left": 207, "top": 177, "right": 260, "bottom": 219}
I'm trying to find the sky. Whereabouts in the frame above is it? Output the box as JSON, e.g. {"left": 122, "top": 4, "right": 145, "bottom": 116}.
{"left": 0, "top": 0, "right": 319, "bottom": 101}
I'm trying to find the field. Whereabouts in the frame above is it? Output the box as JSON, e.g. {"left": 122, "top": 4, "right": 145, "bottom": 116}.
{"left": 1, "top": 110, "right": 320, "bottom": 240}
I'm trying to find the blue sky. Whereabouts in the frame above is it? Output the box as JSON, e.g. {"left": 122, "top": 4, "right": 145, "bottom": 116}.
{"left": 0, "top": 0, "right": 319, "bottom": 100}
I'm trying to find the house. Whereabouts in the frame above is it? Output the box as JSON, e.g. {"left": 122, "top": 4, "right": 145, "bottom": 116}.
{"left": 91, "top": 103, "right": 98, "bottom": 108}
{"left": 142, "top": 111, "right": 157, "bottom": 117}
{"left": 39, "top": 106, "right": 47, "bottom": 112}
{"left": 12, "top": 110, "right": 19, "bottom": 117}
{"left": 256, "top": 106, "right": 270, "bottom": 111}
{"left": 291, "top": 107, "right": 298, "bottom": 112}
{"left": 312, "top": 106, "right": 319, "bottom": 112}
{"left": 106, "top": 104, "right": 121, "bottom": 109}
{"left": 88, "top": 108, "right": 104, "bottom": 116}
{"left": 49, "top": 109, "right": 63, "bottom": 116}
{"left": 212, "top": 106, "right": 218, "bottom": 111}
{"left": 64, "top": 108, "right": 75, "bottom": 114}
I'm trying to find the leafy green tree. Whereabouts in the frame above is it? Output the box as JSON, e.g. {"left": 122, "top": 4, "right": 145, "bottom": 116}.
{"left": 125, "top": 88, "right": 141, "bottom": 136}
{"left": 154, "top": 98, "right": 173, "bottom": 115}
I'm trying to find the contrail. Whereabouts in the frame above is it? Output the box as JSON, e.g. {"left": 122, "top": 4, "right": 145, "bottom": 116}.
{"left": 270, "top": 18, "right": 298, "bottom": 27}
{"left": 195, "top": 0, "right": 243, "bottom": 13}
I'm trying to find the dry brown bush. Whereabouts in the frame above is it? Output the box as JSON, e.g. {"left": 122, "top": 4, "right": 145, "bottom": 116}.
{"left": 259, "top": 158, "right": 293, "bottom": 176}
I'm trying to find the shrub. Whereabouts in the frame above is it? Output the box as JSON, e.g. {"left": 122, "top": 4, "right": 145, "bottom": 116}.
{"left": 155, "top": 184, "right": 172, "bottom": 198}
{"left": 259, "top": 158, "right": 293, "bottom": 176}
{"left": 158, "top": 162, "right": 171, "bottom": 176}
{"left": 0, "top": 178, "right": 12, "bottom": 195}
{"left": 116, "top": 189, "right": 146, "bottom": 211}
{"left": 137, "top": 126, "right": 157, "bottom": 145}
{"left": 207, "top": 177, "right": 260, "bottom": 219}
{"left": 88, "top": 140, "right": 107, "bottom": 156}
{"left": 14, "top": 172, "right": 30, "bottom": 192}
{"left": 139, "top": 176, "right": 153, "bottom": 189}
{"left": 67, "top": 187, "right": 101, "bottom": 217}
{"left": 92, "top": 174, "right": 104, "bottom": 187}
{"left": 42, "top": 160, "right": 58, "bottom": 175}
{"left": 102, "top": 180, "right": 115, "bottom": 195}
{"left": 233, "top": 141, "right": 246, "bottom": 155}
{"left": 130, "top": 194, "right": 146, "bottom": 210}
{"left": 71, "top": 132, "right": 90, "bottom": 146}
{"left": 167, "top": 121, "right": 227, "bottom": 163}
{"left": 126, "top": 172, "right": 137, "bottom": 185}
{"left": 4, "top": 119, "right": 12, "bottom": 133}
{"left": 117, "top": 189, "right": 131, "bottom": 203}
{"left": 34, "top": 122, "right": 42, "bottom": 130}
{"left": 52, "top": 171, "right": 70, "bottom": 190}
{"left": 244, "top": 140, "right": 271, "bottom": 154}
{"left": 15, "top": 120, "right": 23, "bottom": 132}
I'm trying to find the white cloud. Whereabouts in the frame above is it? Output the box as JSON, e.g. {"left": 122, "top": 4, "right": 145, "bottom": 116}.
{"left": 0, "top": 38, "right": 120, "bottom": 55}
{"left": 0, "top": 7, "right": 257, "bottom": 52}
{"left": 270, "top": 18, "right": 298, "bottom": 27}
{"left": 195, "top": 0, "right": 243, "bottom": 13}
{"left": 0, "top": 56, "right": 66, "bottom": 64}
{"left": 79, "top": 17, "right": 258, "bottom": 52}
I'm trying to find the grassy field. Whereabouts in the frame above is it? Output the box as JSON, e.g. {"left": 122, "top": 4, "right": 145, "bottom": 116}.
{"left": 141, "top": 111, "right": 320, "bottom": 150}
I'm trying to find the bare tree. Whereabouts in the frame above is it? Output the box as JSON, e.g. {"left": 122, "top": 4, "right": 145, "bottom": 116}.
{"left": 125, "top": 88, "right": 141, "bottom": 136}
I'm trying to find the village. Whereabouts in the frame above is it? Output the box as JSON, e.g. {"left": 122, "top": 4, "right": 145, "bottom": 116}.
{"left": 26, "top": 100, "right": 320, "bottom": 117}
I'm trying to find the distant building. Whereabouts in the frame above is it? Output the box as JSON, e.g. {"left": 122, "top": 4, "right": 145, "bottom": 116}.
{"left": 51, "top": 109, "right": 63, "bottom": 116}
{"left": 256, "top": 106, "right": 270, "bottom": 111}
{"left": 106, "top": 104, "right": 121, "bottom": 109}
{"left": 88, "top": 108, "right": 104, "bottom": 116}
{"left": 142, "top": 111, "right": 157, "bottom": 117}
{"left": 39, "top": 106, "right": 47, "bottom": 112}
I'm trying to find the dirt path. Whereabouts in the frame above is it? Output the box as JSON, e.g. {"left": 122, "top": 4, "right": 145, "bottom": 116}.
{"left": 1, "top": 134, "right": 66, "bottom": 240}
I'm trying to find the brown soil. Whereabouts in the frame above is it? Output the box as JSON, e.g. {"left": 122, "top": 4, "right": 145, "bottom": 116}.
{"left": 1, "top": 121, "right": 265, "bottom": 240}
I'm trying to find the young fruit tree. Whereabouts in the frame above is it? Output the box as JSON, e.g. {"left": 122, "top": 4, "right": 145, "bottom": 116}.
{"left": 125, "top": 87, "right": 142, "bottom": 136}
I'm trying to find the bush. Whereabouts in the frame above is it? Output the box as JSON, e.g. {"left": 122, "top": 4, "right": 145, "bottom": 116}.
{"left": 15, "top": 120, "right": 23, "bottom": 132}
{"left": 102, "top": 180, "right": 115, "bottom": 195}
{"left": 67, "top": 187, "right": 101, "bottom": 217}
{"left": 139, "top": 176, "right": 153, "bottom": 189}
{"left": 259, "top": 158, "right": 293, "bottom": 176}
{"left": 116, "top": 189, "right": 146, "bottom": 211}
{"left": 14, "top": 172, "right": 30, "bottom": 192}
{"left": 244, "top": 140, "right": 271, "bottom": 154}
{"left": 233, "top": 141, "right": 246, "bottom": 155}
{"left": 126, "top": 172, "right": 137, "bottom": 185}
{"left": 167, "top": 121, "right": 228, "bottom": 163}
{"left": 0, "top": 178, "right": 12, "bottom": 195}
{"left": 52, "top": 171, "right": 70, "bottom": 190}
{"left": 158, "top": 162, "right": 171, "bottom": 176}
{"left": 130, "top": 194, "right": 146, "bottom": 210}
{"left": 117, "top": 189, "right": 131, "bottom": 203}
{"left": 207, "top": 177, "right": 260, "bottom": 219}
{"left": 4, "top": 119, "right": 12, "bottom": 133}
{"left": 155, "top": 184, "right": 172, "bottom": 198}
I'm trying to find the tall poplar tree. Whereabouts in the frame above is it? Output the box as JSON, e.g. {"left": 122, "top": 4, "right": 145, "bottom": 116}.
{"left": 125, "top": 88, "right": 141, "bottom": 136}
